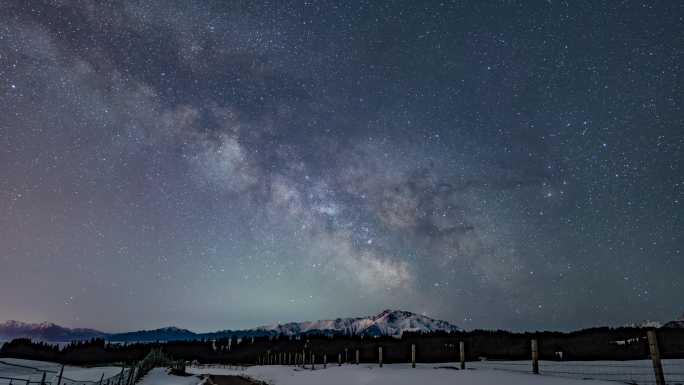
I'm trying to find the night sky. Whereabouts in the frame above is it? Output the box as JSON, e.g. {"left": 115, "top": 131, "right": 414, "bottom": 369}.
{"left": 1, "top": 1, "right": 682, "bottom": 333}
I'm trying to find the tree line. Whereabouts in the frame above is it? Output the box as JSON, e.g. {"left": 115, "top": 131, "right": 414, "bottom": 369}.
{"left": 2, "top": 327, "right": 684, "bottom": 365}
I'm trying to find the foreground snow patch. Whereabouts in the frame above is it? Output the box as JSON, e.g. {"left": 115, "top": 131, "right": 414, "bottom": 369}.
{"left": 0, "top": 358, "right": 121, "bottom": 382}
{"left": 138, "top": 368, "right": 202, "bottom": 385}
{"left": 189, "top": 364, "right": 616, "bottom": 385}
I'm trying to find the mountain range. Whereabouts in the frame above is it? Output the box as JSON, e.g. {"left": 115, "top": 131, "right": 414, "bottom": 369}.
{"left": 4, "top": 310, "right": 682, "bottom": 343}
{"left": 0, "top": 309, "right": 459, "bottom": 342}
{"left": 0, "top": 320, "right": 107, "bottom": 342}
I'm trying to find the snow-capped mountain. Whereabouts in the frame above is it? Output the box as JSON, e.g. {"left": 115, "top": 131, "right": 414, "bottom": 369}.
{"left": 255, "top": 309, "right": 459, "bottom": 337}
{"left": 0, "top": 320, "right": 106, "bottom": 341}
{"left": 623, "top": 313, "right": 684, "bottom": 329}
{"left": 663, "top": 313, "right": 684, "bottom": 329}
{"left": 0, "top": 310, "right": 459, "bottom": 342}
{"left": 626, "top": 320, "right": 663, "bottom": 328}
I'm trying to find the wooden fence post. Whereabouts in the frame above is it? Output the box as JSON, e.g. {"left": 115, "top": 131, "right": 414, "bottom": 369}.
{"left": 531, "top": 339, "right": 539, "bottom": 374}
{"left": 648, "top": 330, "right": 666, "bottom": 385}
{"left": 56, "top": 365, "right": 65, "bottom": 385}
{"left": 324, "top": 354, "right": 327, "bottom": 368}
{"left": 338, "top": 353, "right": 342, "bottom": 366}
{"left": 344, "top": 348, "right": 348, "bottom": 363}
{"left": 379, "top": 346, "right": 383, "bottom": 367}
{"left": 117, "top": 367, "right": 124, "bottom": 385}
{"left": 311, "top": 353, "right": 315, "bottom": 370}
{"left": 127, "top": 367, "right": 134, "bottom": 385}
{"left": 355, "top": 349, "right": 359, "bottom": 365}
{"left": 411, "top": 344, "right": 416, "bottom": 368}
{"left": 460, "top": 341, "right": 465, "bottom": 370}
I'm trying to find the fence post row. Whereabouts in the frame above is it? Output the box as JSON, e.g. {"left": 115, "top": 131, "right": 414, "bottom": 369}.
{"left": 531, "top": 339, "right": 539, "bottom": 375}
{"left": 647, "top": 330, "right": 666, "bottom": 385}
{"left": 1, "top": 348, "right": 166, "bottom": 385}
{"left": 129, "top": 366, "right": 136, "bottom": 385}
{"left": 116, "top": 366, "right": 124, "bottom": 385}
{"left": 378, "top": 347, "right": 383, "bottom": 367}
{"left": 56, "top": 365, "right": 65, "bottom": 385}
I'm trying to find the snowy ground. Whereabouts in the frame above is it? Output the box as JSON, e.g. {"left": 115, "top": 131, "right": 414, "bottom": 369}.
{"left": 0, "top": 358, "right": 122, "bottom": 384}
{"left": 470, "top": 359, "right": 684, "bottom": 384}
{"left": 188, "top": 363, "right": 621, "bottom": 385}
{"left": 4, "top": 358, "right": 681, "bottom": 385}
{"left": 137, "top": 368, "right": 202, "bottom": 385}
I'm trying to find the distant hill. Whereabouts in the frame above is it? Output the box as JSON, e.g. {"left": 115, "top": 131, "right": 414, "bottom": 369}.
{"left": 0, "top": 309, "right": 459, "bottom": 342}
{"left": 663, "top": 314, "right": 684, "bottom": 329}
{"left": 108, "top": 326, "right": 198, "bottom": 342}
{"left": 0, "top": 321, "right": 106, "bottom": 341}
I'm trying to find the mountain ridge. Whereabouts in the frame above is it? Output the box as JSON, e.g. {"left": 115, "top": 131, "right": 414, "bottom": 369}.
{"left": 6, "top": 311, "right": 682, "bottom": 343}
{"left": 0, "top": 309, "right": 458, "bottom": 342}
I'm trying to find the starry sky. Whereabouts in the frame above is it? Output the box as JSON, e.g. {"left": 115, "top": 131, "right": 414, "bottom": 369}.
{"left": 0, "top": 1, "right": 682, "bottom": 333}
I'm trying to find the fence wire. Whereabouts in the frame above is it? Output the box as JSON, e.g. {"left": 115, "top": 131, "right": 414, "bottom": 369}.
{"left": 470, "top": 359, "right": 684, "bottom": 385}
{"left": 0, "top": 350, "right": 168, "bottom": 385}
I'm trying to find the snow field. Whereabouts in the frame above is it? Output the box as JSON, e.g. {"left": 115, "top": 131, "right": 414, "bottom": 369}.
{"left": 188, "top": 363, "right": 620, "bottom": 385}
{"left": 0, "top": 359, "right": 122, "bottom": 384}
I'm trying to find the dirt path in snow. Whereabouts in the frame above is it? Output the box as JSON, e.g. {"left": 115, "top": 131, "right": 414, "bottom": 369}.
{"left": 206, "top": 374, "right": 265, "bottom": 385}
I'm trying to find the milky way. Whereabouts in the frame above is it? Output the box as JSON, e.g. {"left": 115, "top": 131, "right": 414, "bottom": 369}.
{"left": 0, "top": 1, "right": 682, "bottom": 332}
